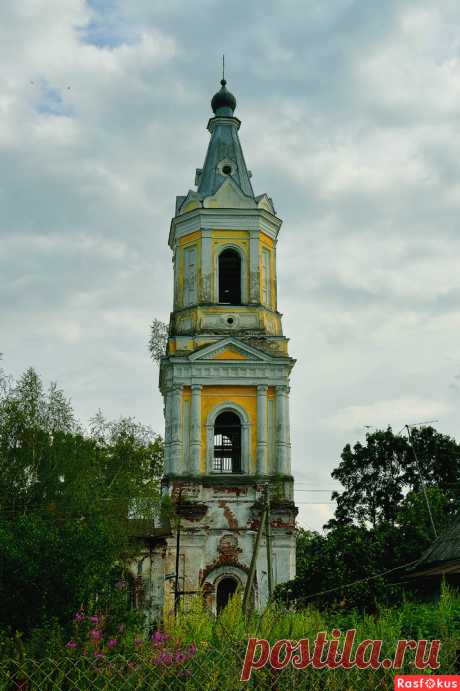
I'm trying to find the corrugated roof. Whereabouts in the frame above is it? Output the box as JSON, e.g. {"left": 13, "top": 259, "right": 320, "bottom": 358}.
{"left": 411, "top": 514, "right": 460, "bottom": 570}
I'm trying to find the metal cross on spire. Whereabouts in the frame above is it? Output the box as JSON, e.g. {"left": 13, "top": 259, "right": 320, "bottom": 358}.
{"left": 222, "top": 54, "right": 225, "bottom": 83}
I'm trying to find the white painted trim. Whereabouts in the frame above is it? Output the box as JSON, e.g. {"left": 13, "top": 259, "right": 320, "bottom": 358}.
{"left": 188, "top": 336, "right": 279, "bottom": 363}
{"left": 169, "top": 209, "right": 282, "bottom": 248}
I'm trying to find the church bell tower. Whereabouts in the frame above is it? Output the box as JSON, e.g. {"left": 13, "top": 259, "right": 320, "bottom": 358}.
{"left": 159, "top": 78, "right": 297, "bottom": 613}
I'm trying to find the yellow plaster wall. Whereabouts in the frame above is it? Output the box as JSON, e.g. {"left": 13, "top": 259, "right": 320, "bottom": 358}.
{"left": 212, "top": 348, "right": 248, "bottom": 360}
{"left": 211, "top": 230, "right": 249, "bottom": 240}
{"left": 200, "top": 385, "right": 257, "bottom": 473}
{"left": 178, "top": 231, "right": 202, "bottom": 246}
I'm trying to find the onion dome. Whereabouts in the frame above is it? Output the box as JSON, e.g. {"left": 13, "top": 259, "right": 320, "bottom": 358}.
{"left": 211, "top": 79, "right": 237, "bottom": 117}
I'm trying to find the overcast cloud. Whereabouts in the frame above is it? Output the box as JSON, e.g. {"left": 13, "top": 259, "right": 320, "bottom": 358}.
{"left": 1, "top": 0, "right": 460, "bottom": 530}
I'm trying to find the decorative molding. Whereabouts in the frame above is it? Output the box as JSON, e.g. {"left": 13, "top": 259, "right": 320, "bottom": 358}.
{"left": 188, "top": 336, "right": 282, "bottom": 363}
{"left": 169, "top": 208, "right": 282, "bottom": 249}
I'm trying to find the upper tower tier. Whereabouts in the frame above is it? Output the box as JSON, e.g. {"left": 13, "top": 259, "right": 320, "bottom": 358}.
{"left": 167, "top": 79, "right": 288, "bottom": 358}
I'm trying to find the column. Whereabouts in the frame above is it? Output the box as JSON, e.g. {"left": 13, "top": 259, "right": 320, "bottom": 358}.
{"left": 256, "top": 385, "right": 268, "bottom": 475}
{"left": 201, "top": 229, "right": 213, "bottom": 302}
{"left": 190, "top": 384, "right": 202, "bottom": 475}
{"left": 163, "top": 389, "right": 173, "bottom": 474}
{"left": 285, "top": 385, "right": 291, "bottom": 472}
{"left": 173, "top": 240, "right": 180, "bottom": 309}
{"left": 275, "top": 385, "right": 290, "bottom": 475}
{"left": 169, "top": 385, "right": 183, "bottom": 474}
{"left": 249, "top": 230, "right": 260, "bottom": 304}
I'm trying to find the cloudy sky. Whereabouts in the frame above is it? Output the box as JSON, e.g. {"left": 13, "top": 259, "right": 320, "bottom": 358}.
{"left": 1, "top": 0, "right": 460, "bottom": 531}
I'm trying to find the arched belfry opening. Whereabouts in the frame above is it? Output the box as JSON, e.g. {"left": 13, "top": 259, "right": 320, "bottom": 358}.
{"left": 218, "top": 249, "right": 241, "bottom": 304}
{"left": 216, "top": 576, "right": 238, "bottom": 613}
{"left": 213, "top": 411, "right": 242, "bottom": 473}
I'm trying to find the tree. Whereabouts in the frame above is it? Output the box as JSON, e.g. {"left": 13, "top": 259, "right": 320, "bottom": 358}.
{"left": 0, "top": 367, "right": 164, "bottom": 634}
{"left": 327, "top": 426, "right": 459, "bottom": 530}
{"left": 276, "top": 426, "right": 459, "bottom": 611}
{"left": 148, "top": 319, "right": 169, "bottom": 364}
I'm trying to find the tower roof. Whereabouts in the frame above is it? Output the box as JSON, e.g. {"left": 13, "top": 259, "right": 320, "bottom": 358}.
{"left": 174, "top": 78, "right": 276, "bottom": 217}
{"left": 197, "top": 78, "right": 254, "bottom": 199}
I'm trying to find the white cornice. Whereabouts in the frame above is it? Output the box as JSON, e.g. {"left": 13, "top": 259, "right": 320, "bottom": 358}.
{"left": 169, "top": 208, "right": 283, "bottom": 248}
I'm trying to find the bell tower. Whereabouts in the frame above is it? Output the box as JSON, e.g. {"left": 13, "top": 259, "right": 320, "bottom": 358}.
{"left": 159, "top": 78, "right": 297, "bottom": 613}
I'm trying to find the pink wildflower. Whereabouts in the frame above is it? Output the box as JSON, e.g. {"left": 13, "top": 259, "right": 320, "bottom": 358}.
{"left": 65, "top": 640, "right": 78, "bottom": 650}
{"left": 90, "top": 628, "right": 102, "bottom": 641}
{"left": 187, "top": 643, "right": 197, "bottom": 656}
{"left": 175, "top": 651, "right": 187, "bottom": 664}
{"left": 107, "top": 639, "right": 118, "bottom": 649}
{"left": 89, "top": 615, "right": 99, "bottom": 625}
{"left": 151, "top": 631, "right": 169, "bottom": 644}
{"left": 94, "top": 652, "right": 105, "bottom": 659}
{"left": 73, "top": 611, "right": 85, "bottom": 622}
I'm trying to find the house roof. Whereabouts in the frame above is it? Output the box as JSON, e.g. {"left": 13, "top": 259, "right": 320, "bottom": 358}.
{"left": 408, "top": 514, "right": 460, "bottom": 576}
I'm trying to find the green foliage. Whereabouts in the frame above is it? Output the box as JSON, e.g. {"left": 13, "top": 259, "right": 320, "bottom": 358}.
{"left": 282, "top": 426, "right": 459, "bottom": 611}
{"left": 328, "top": 426, "right": 459, "bottom": 529}
{"left": 148, "top": 318, "right": 169, "bottom": 364}
{"left": 0, "top": 367, "right": 164, "bottom": 635}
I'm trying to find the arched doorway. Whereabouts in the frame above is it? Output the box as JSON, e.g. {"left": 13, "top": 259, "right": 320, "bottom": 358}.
{"left": 218, "top": 249, "right": 241, "bottom": 304}
{"left": 213, "top": 411, "right": 242, "bottom": 473}
{"left": 216, "top": 576, "right": 238, "bottom": 613}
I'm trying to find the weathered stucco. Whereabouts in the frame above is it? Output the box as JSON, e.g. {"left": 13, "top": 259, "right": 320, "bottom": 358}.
{"left": 132, "top": 80, "right": 298, "bottom": 624}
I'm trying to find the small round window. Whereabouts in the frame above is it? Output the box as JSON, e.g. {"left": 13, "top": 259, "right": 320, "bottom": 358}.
{"left": 222, "top": 164, "right": 232, "bottom": 175}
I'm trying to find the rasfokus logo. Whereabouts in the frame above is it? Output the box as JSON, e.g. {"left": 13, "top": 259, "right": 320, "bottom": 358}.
{"left": 394, "top": 677, "right": 460, "bottom": 689}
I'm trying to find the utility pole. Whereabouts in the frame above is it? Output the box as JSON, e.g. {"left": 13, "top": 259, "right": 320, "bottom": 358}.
{"left": 405, "top": 425, "right": 438, "bottom": 540}
{"left": 265, "top": 483, "right": 273, "bottom": 599}
{"left": 242, "top": 500, "right": 267, "bottom": 615}
{"left": 173, "top": 488, "right": 183, "bottom": 617}
{"left": 174, "top": 515, "right": 181, "bottom": 617}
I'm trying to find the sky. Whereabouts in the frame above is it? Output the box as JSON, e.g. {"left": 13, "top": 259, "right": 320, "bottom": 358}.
{"left": 1, "top": 0, "right": 460, "bottom": 531}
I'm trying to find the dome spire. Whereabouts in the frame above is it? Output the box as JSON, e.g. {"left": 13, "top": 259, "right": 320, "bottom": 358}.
{"left": 211, "top": 56, "right": 236, "bottom": 116}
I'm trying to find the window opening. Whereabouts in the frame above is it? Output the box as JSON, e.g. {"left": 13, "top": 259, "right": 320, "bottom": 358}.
{"left": 219, "top": 249, "right": 241, "bottom": 304}
{"left": 213, "top": 411, "right": 242, "bottom": 473}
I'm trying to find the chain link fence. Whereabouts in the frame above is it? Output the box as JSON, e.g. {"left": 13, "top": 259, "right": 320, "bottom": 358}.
{"left": 1, "top": 648, "right": 458, "bottom": 691}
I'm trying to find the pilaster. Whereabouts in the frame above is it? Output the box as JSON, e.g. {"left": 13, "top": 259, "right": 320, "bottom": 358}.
{"left": 190, "top": 384, "right": 202, "bottom": 474}
{"left": 256, "top": 385, "right": 268, "bottom": 474}
{"left": 170, "top": 384, "right": 184, "bottom": 474}
{"left": 275, "top": 385, "right": 290, "bottom": 474}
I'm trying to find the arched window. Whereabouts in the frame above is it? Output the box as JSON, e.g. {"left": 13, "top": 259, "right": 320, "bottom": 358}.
{"left": 213, "top": 411, "right": 241, "bottom": 473}
{"left": 216, "top": 576, "right": 238, "bottom": 613}
{"left": 219, "top": 249, "right": 241, "bottom": 305}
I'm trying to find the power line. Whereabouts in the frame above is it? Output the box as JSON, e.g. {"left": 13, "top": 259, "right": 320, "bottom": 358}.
{"left": 405, "top": 424, "right": 438, "bottom": 539}
{"left": 287, "top": 558, "right": 420, "bottom": 605}
{"left": 294, "top": 489, "right": 336, "bottom": 493}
